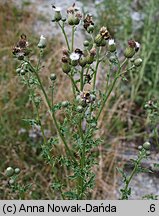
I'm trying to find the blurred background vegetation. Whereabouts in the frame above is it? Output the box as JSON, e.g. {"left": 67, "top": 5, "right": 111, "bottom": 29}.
{"left": 0, "top": 0, "right": 159, "bottom": 199}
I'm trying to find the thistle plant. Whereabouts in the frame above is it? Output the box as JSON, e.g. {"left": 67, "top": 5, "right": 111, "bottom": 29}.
{"left": 12, "top": 3, "right": 143, "bottom": 199}
{"left": 5, "top": 167, "right": 30, "bottom": 199}
{"left": 119, "top": 141, "right": 151, "bottom": 200}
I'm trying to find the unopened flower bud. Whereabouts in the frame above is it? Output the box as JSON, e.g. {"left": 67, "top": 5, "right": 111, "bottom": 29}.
{"left": 20, "top": 69, "right": 25, "bottom": 75}
{"left": 62, "top": 63, "right": 71, "bottom": 74}
{"left": 134, "top": 58, "right": 142, "bottom": 67}
{"left": 61, "top": 101, "right": 69, "bottom": 108}
{"left": 100, "top": 39, "right": 106, "bottom": 46}
{"left": 6, "top": 167, "right": 14, "bottom": 177}
{"left": 87, "top": 25, "right": 94, "bottom": 33}
{"left": 79, "top": 56, "right": 87, "bottom": 67}
{"left": 50, "top": 73, "right": 57, "bottom": 81}
{"left": 138, "top": 145, "right": 143, "bottom": 150}
{"left": 146, "top": 150, "right": 151, "bottom": 156}
{"left": 143, "top": 141, "right": 151, "bottom": 150}
{"left": 38, "top": 35, "right": 46, "bottom": 49}
{"left": 124, "top": 46, "right": 135, "bottom": 58}
{"left": 9, "top": 179, "right": 15, "bottom": 185}
{"left": 94, "top": 34, "right": 103, "bottom": 46}
{"left": 14, "top": 168, "right": 20, "bottom": 174}
{"left": 83, "top": 40, "right": 89, "bottom": 47}
{"left": 16, "top": 68, "right": 21, "bottom": 74}
{"left": 76, "top": 105, "right": 83, "bottom": 113}
{"left": 86, "top": 54, "right": 94, "bottom": 64}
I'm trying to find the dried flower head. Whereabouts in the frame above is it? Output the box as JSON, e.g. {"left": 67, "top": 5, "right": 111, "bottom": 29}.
{"left": 128, "top": 40, "right": 136, "bottom": 48}
{"left": 79, "top": 91, "right": 93, "bottom": 104}
{"left": 67, "top": 3, "right": 78, "bottom": 14}
{"left": 90, "top": 48, "right": 96, "bottom": 56}
{"left": 100, "top": 26, "right": 110, "bottom": 40}
{"left": 12, "top": 34, "right": 29, "bottom": 59}
{"left": 61, "top": 56, "right": 69, "bottom": 63}
{"left": 83, "top": 14, "right": 94, "bottom": 30}
{"left": 62, "top": 48, "right": 69, "bottom": 56}
{"left": 75, "top": 11, "right": 82, "bottom": 19}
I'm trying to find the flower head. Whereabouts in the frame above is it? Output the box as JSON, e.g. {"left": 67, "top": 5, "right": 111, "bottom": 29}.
{"left": 108, "top": 39, "right": 115, "bottom": 45}
{"left": 54, "top": 7, "right": 62, "bottom": 12}
{"left": 38, "top": 35, "right": 46, "bottom": 48}
{"left": 52, "top": 5, "right": 62, "bottom": 21}
{"left": 135, "top": 41, "right": 140, "bottom": 52}
{"left": 70, "top": 52, "right": 80, "bottom": 61}
{"left": 108, "top": 39, "right": 116, "bottom": 52}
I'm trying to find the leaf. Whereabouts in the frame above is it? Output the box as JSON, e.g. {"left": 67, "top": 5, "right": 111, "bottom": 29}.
{"left": 22, "top": 118, "right": 40, "bottom": 126}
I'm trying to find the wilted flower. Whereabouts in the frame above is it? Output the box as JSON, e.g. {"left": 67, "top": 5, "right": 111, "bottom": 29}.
{"left": 67, "top": 3, "right": 82, "bottom": 25}
{"left": 12, "top": 34, "right": 29, "bottom": 60}
{"left": 62, "top": 48, "right": 69, "bottom": 56}
{"left": 95, "top": 26, "right": 110, "bottom": 46}
{"left": 124, "top": 40, "right": 137, "bottom": 58}
{"left": 83, "top": 14, "right": 94, "bottom": 31}
{"left": 99, "top": 26, "right": 110, "bottom": 40}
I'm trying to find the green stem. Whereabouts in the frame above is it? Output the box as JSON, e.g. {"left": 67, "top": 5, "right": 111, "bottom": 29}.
{"left": 27, "top": 61, "right": 77, "bottom": 165}
{"left": 93, "top": 48, "right": 100, "bottom": 90}
{"left": 71, "top": 26, "right": 75, "bottom": 52}
{"left": 26, "top": 73, "right": 47, "bottom": 145}
{"left": 80, "top": 68, "right": 84, "bottom": 91}
{"left": 68, "top": 73, "right": 80, "bottom": 94}
{"left": 96, "top": 75, "right": 119, "bottom": 120}
{"left": 121, "top": 156, "right": 143, "bottom": 200}
{"left": 78, "top": 117, "right": 85, "bottom": 200}
{"left": 96, "top": 58, "right": 128, "bottom": 120}
{"left": 58, "top": 22, "right": 70, "bottom": 51}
